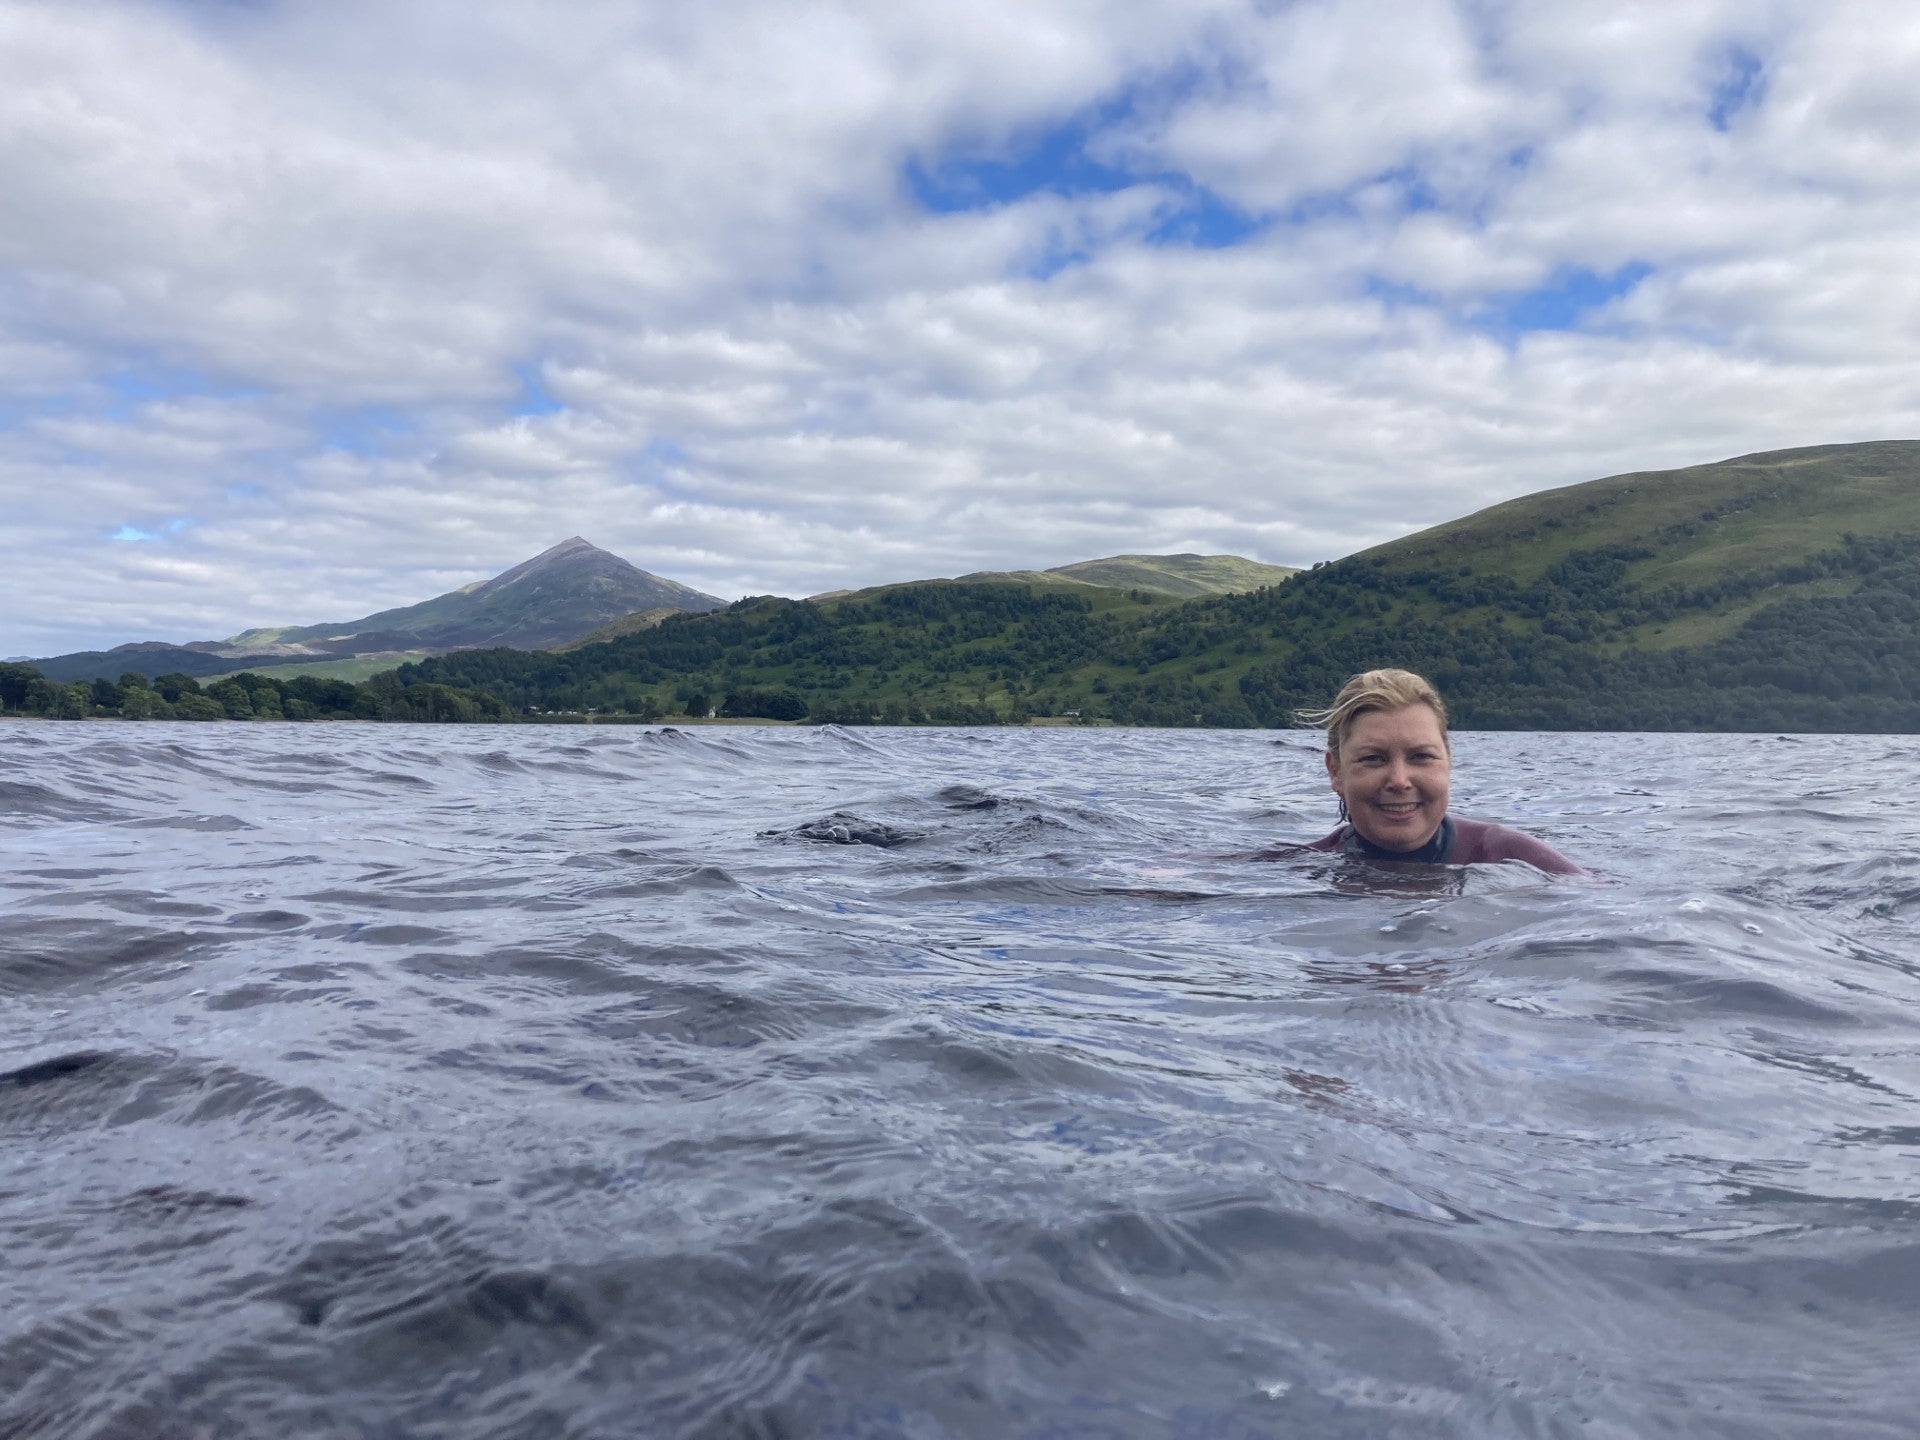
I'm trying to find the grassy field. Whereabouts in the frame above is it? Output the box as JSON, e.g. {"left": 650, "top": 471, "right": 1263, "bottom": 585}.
{"left": 212, "top": 652, "right": 431, "bottom": 684}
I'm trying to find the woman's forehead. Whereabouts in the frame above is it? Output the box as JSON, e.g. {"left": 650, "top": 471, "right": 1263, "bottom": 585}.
{"left": 1343, "top": 703, "right": 1447, "bottom": 746}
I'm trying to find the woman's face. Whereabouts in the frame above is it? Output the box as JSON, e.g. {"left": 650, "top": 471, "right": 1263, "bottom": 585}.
{"left": 1326, "top": 703, "right": 1451, "bottom": 851}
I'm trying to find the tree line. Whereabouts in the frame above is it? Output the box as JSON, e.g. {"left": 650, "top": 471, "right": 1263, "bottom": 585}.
{"left": 0, "top": 665, "right": 510, "bottom": 723}
{"left": 11, "top": 529, "right": 1919, "bottom": 732}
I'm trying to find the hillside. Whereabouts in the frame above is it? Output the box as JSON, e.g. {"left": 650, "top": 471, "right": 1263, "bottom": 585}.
{"left": 32, "top": 538, "right": 726, "bottom": 683}
{"left": 1221, "top": 439, "right": 1920, "bottom": 728}
{"left": 228, "top": 536, "right": 725, "bottom": 651}
{"left": 956, "top": 553, "right": 1298, "bottom": 597}
{"left": 1351, "top": 439, "right": 1920, "bottom": 647}
{"left": 398, "top": 441, "right": 1920, "bottom": 732}
{"left": 554, "top": 606, "right": 686, "bottom": 652}
{"left": 1360, "top": 441, "right": 1919, "bottom": 579}
{"left": 1045, "top": 552, "right": 1299, "bottom": 596}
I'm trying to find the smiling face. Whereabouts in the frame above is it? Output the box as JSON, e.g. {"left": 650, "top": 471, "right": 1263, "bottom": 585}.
{"left": 1326, "top": 703, "right": 1451, "bottom": 852}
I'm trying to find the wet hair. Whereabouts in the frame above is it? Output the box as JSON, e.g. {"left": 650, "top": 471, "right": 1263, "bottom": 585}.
{"left": 1296, "top": 668, "right": 1451, "bottom": 764}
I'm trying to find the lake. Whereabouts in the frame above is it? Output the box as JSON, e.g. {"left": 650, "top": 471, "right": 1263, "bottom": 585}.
{"left": 3, "top": 721, "right": 1918, "bottom": 1438}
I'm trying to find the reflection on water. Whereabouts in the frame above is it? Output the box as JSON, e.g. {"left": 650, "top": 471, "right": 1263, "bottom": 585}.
{"left": 3, "top": 721, "right": 1919, "bottom": 1438}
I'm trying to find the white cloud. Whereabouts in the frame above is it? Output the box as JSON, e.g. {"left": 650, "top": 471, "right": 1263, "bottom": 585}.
{"left": 0, "top": 0, "right": 1917, "bottom": 655}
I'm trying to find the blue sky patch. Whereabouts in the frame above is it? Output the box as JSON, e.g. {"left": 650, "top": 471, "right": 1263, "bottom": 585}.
{"left": 631, "top": 437, "right": 696, "bottom": 501}
{"left": 512, "top": 361, "right": 563, "bottom": 417}
{"left": 1147, "top": 188, "right": 1263, "bottom": 249}
{"left": 639, "top": 436, "right": 687, "bottom": 471}
{"left": 102, "top": 361, "right": 259, "bottom": 419}
{"left": 1480, "top": 262, "right": 1653, "bottom": 335}
{"left": 907, "top": 119, "right": 1134, "bottom": 214}
{"left": 109, "top": 516, "right": 192, "bottom": 543}
{"left": 315, "top": 405, "right": 420, "bottom": 456}
{"left": 906, "top": 69, "right": 1268, "bottom": 257}
{"left": 1709, "top": 48, "right": 1765, "bottom": 131}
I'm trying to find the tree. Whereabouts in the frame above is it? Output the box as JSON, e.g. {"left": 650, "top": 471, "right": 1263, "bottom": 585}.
{"left": 205, "top": 680, "right": 255, "bottom": 720}
{"left": 0, "top": 662, "right": 41, "bottom": 711}
{"left": 119, "top": 687, "right": 168, "bottom": 720}
{"left": 172, "top": 692, "right": 225, "bottom": 721}
{"left": 720, "top": 688, "right": 808, "bottom": 720}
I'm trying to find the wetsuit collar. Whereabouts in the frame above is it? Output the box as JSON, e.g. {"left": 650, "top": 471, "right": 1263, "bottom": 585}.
{"left": 1341, "top": 814, "right": 1455, "bottom": 865}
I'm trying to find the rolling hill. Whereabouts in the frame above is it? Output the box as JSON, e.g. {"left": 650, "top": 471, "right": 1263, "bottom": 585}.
{"left": 397, "top": 441, "right": 1920, "bottom": 731}
{"left": 15, "top": 440, "right": 1919, "bottom": 730}
{"left": 956, "top": 553, "right": 1299, "bottom": 597}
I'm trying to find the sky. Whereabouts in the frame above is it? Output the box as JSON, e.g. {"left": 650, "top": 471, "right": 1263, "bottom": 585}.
{"left": 3, "top": 0, "right": 1919, "bottom": 656}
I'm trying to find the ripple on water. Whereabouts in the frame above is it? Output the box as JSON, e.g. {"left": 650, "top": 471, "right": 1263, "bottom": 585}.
{"left": 3, "top": 723, "right": 1920, "bottom": 1438}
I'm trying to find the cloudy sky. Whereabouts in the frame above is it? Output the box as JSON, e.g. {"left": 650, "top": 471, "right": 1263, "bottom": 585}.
{"left": 4, "top": 0, "right": 1918, "bottom": 655}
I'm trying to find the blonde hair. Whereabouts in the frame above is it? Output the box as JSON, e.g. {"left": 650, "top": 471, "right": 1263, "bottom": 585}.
{"left": 1296, "top": 668, "right": 1450, "bottom": 762}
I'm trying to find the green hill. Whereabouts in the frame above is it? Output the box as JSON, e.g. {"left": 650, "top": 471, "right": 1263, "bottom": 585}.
{"left": 1044, "top": 552, "right": 1299, "bottom": 596}
{"left": 1222, "top": 439, "right": 1920, "bottom": 729}
{"left": 1352, "top": 439, "right": 1920, "bottom": 648}
{"left": 25, "top": 441, "right": 1916, "bottom": 730}
{"left": 399, "top": 441, "right": 1920, "bottom": 732}
{"left": 956, "top": 553, "right": 1298, "bottom": 597}
{"left": 1363, "top": 440, "right": 1919, "bottom": 580}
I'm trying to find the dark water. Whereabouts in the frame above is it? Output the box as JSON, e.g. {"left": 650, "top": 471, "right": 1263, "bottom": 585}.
{"left": 3, "top": 722, "right": 1919, "bottom": 1439}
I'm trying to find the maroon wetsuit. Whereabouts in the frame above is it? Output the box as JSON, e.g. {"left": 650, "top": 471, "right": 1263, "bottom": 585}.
{"left": 1307, "top": 815, "right": 1581, "bottom": 874}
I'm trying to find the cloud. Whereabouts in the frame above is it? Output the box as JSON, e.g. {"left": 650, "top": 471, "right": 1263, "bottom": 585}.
{"left": 0, "top": 0, "right": 1917, "bottom": 654}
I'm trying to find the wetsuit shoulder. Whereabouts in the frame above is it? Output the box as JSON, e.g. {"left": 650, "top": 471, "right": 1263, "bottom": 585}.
{"left": 1449, "top": 817, "right": 1582, "bottom": 874}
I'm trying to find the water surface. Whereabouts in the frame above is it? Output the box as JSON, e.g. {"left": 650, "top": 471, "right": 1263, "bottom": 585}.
{"left": 3, "top": 722, "right": 1918, "bottom": 1438}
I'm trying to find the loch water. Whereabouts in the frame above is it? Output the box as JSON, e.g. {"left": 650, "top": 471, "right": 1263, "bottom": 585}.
{"left": 3, "top": 721, "right": 1918, "bottom": 1439}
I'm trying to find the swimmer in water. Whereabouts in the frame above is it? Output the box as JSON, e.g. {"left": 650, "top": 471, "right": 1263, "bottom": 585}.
{"left": 1297, "top": 668, "right": 1581, "bottom": 873}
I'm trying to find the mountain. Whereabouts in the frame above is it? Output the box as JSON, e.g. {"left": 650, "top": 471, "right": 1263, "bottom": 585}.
{"left": 28, "top": 640, "right": 253, "bottom": 685}
{"left": 22, "top": 441, "right": 1920, "bottom": 730}
{"left": 31, "top": 538, "right": 727, "bottom": 683}
{"left": 228, "top": 537, "right": 725, "bottom": 651}
{"left": 400, "top": 440, "right": 1920, "bottom": 732}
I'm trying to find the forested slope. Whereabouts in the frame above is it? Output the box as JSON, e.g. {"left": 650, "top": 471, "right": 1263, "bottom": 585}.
{"left": 402, "top": 441, "right": 1920, "bottom": 732}
{"left": 16, "top": 442, "right": 1915, "bottom": 731}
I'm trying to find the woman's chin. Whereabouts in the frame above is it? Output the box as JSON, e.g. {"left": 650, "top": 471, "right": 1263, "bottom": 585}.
{"left": 1356, "top": 814, "right": 1439, "bottom": 850}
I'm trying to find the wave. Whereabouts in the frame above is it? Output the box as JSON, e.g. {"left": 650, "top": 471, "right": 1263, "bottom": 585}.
{"left": 3, "top": 724, "right": 1918, "bottom": 1437}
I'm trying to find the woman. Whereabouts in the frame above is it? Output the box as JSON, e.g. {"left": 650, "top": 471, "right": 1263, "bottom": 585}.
{"left": 1298, "top": 668, "right": 1581, "bottom": 873}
